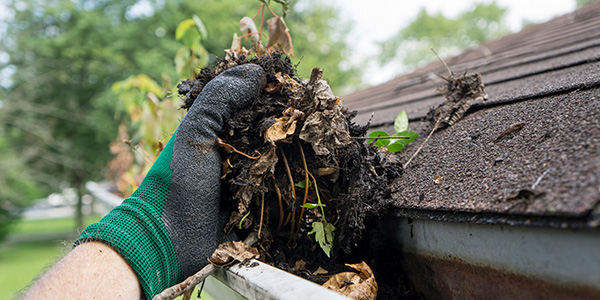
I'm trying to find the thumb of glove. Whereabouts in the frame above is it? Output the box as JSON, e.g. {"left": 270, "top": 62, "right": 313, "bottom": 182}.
{"left": 165, "top": 64, "right": 267, "bottom": 277}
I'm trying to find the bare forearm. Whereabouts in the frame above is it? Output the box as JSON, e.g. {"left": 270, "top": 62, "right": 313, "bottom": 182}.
{"left": 23, "top": 241, "right": 142, "bottom": 300}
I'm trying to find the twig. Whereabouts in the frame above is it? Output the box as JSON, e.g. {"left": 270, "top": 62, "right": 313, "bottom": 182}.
{"left": 531, "top": 169, "right": 550, "bottom": 189}
{"left": 152, "top": 234, "right": 258, "bottom": 300}
{"left": 279, "top": 147, "right": 296, "bottom": 237}
{"left": 352, "top": 136, "right": 411, "bottom": 141}
{"left": 403, "top": 119, "right": 440, "bottom": 169}
{"left": 258, "top": 191, "right": 265, "bottom": 238}
{"left": 272, "top": 176, "right": 284, "bottom": 233}
{"left": 431, "top": 47, "right": 454, "bottom": 77}
{"left": 278, "top": 147, "right": 296, "bottom": 200}
{"left": 152, "top": 264, "right": 218, "bottom": 300}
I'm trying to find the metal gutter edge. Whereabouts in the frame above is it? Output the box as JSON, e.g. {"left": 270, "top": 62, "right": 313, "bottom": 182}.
{"left": 386, "top": 216, "right": 600, "bottom": 299}
{"left": 205, "top": 259, "right": 350, "bottom": 300}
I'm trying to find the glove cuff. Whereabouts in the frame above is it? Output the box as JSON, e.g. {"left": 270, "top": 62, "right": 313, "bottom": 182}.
{"left": 76, "top": 136, "right": 182, "bottom": 299}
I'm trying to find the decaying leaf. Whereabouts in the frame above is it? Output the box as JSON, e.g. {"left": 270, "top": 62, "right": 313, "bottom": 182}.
{"left": 299, "top": 68, "right": 351, "bottom": 155}
{"left": 313, "top": 266, "right": 329, "bottom": 275}
{"left": 264, "top": 107, "right": 304, "bottom": 144}
{"left": 275, "top": 72, "right": 302, "bottom": 96}
{"left": 208, "top": 240, "right": 260, "bottom": 267}
{"left": 429, "top": 72, "right": 488, "bottom": 130}
{"left": 293, "top": 259, "right": 307, "bottom": 272}
{"left": 239, "top": 17, "right": 259, "bottom": 45}
{"left": 266, "top": 16, "right": 294, "bottom": 57}
{"left": 235, "top": 146, "right": 278, "bottom": 216}
{"left": 323, "top": 261, "right": 378, "bottom": 300}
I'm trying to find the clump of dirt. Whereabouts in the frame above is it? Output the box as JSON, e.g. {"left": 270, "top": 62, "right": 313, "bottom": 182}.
{"left": 178, "top": 52, "right": 411, "bottom": 298}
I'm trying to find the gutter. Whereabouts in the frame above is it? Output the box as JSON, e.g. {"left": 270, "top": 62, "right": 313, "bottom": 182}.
{"left": 205, "top": 260, "right": 350, "bottom": 300}
{"left": 385, "top": 214, "right": 600, "bottom": 299}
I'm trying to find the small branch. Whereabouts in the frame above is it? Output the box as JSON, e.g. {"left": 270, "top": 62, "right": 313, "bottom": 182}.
{"left": 153, "top": 234, "right": 258, "bottom": 300}
{"left": 278, "top": 147, "right": 296, "bottom": 200}
{"left": 352, "top": 136, "right": 411, "bottom": 141}
{"left": 404, "top": 120, "right": 440, "bottom": 169}
{"left": 152, "top": 264, "right": 218, "bottom": 300}
{"left": 272, "top": 176, "right": 284, "bottom": 233}
{"left": 258, "top": 190, "right": 265, "bottom": 238}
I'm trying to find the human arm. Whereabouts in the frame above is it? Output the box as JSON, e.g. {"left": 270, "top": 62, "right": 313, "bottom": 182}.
{"left": 22, "top": 242, "right": 142, "bottom": 299}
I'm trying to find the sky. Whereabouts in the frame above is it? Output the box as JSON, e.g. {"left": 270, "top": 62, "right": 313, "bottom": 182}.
{"left": 334, "top": 0, "right": 577, "bottom": 86}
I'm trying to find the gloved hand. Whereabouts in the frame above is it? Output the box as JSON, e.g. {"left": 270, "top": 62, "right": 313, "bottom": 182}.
{"left": 76, "top": 64, "right": 266, "bottom": 299}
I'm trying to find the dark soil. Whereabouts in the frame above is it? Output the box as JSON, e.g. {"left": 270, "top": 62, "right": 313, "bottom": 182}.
{"left": 178, "top": 52, "right": 421, "bottom": 299}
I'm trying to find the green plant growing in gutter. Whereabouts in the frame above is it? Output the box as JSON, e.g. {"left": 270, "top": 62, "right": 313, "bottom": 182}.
{"left": 297, "top": 177, "right": 335, "bottom": 257}
{"left": 367, "top": 110, "right": 419, "bottom": 152}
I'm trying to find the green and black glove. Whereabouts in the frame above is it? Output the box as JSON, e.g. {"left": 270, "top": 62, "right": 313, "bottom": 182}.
{"left": 76, "top": 64, "right": 266, "bottom": 299}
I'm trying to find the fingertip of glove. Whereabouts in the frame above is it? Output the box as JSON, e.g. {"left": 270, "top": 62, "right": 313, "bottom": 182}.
{"left": 219, "top": 64, "right": 267, "bottom": 108}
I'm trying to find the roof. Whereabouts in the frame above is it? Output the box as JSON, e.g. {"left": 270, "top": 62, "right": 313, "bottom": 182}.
{"left": 342, "top": 2, "right": 600, "bottom": 228}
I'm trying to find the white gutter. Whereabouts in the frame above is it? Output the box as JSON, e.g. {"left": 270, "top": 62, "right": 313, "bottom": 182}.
{"left": 205, "top": 259, "right": 350, "bottom": 300}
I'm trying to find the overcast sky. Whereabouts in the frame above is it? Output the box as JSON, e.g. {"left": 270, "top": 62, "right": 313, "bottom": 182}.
{"left": 334, "top": 0, "right": 577, "bottom": 86}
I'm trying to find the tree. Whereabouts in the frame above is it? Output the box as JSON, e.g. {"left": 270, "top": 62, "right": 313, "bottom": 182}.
{"left": 379, "top": 2, "right": 510, "bottom": 69}
{"left": 0, "top": 0, "right": 360, "bottom": 236}
{"left": 576, "top": 0, "right": 597, "bottom": 7}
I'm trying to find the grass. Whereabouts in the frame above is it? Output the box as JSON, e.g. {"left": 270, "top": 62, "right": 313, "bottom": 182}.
{"left": 0, "top": 240, "right": 68, "bottom": 299}
{"left": 0, "top": 215, "right": 216, "bottom": 299}
{"left": 10, "top": 215, "right": 103, "bottom": 235}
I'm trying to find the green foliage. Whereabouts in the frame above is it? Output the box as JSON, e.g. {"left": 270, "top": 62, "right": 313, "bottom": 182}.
{"left": 308, "top": 221, "right": 335, "bottom": 257}
{"left": 175, "top": 15, "right": 209, "bottom": 79}
{"left": 301, "top": 202, "right": 325, "bottom": 209}
{"left": 0, "top": 137, "right": 42, "bottom": 242}
{"left": 297, "top": 176, "right": 334, "bottom": 256}
{"left": 368, "top": 110, "right": 419, "bottom": 152}
{"left": 0, "top": 0, "right": 361, "bottom": 234}
{"left": 380, "top": 2, "right": 510, "bottom": 68}
{"left": 577, "top": 0, "right": 597, "bottom": 7}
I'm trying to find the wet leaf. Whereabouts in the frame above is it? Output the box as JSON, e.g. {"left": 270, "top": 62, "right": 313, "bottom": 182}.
{"left": 266, "top": 16, "right": 294, "bottom": 57}
{"left": 323, "top": 261, "right": 378, "bottom": 300}
{"left": 208, "top": 241, "right": 260, "bottom": 267}
{"left": 394, "top": 110, "right": 409, "bottom": 133}
{"left": 308, "top": 221, "right": 335, "bottom": 257}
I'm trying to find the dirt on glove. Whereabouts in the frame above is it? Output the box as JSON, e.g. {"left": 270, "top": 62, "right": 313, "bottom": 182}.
{"left": 178, "top": 52, "right": 422, "bottom": 299}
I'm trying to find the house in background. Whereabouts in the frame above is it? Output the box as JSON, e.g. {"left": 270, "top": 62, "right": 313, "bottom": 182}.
{"left": 342, "top": 1, "right": 600, "bottom": 299}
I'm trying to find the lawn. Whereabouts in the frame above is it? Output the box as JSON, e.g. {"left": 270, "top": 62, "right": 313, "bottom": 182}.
{"left": 0, "top": 240, "right": 67, "bottom": 299}
{"left": 0, "top": 215, "right": 101, "bottom": 299}
{"left": 0, "top": 215, "right": 215, "bottom": 299}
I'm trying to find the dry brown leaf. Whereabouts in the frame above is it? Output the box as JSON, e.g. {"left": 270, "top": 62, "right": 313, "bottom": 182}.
{"left": 313, "top": 266, "right": 329, "bottom": 275}
{"left": 293, "top": 260, "right": 307, "bottom": 272}
{"left": 266, "top": 16, "right": 294, "bottom": 57}
{"left": 208, "top": 241, "right": 260, "bottom": 267}
{"left": 239, "top": 17, "right": 259, "bottom": 45}
{"left": 323, "top": 261, "right": 378, "bottom": 300}
{"left": 264, "top": 107, "right": 304, "bottom": 144}
{"left": 265, "top": 116, "right": 297, "bottom": 144}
